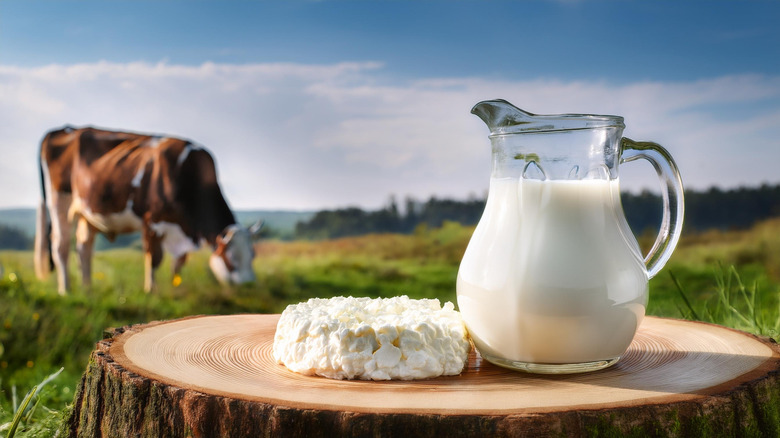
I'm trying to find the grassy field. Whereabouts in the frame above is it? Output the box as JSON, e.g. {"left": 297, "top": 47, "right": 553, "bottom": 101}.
{"left": 1, "top": 219, "right": 779, "bottom": 436}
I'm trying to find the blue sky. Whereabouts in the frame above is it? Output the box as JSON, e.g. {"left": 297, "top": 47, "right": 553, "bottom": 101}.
{"left": 4, "top": 1, "right": 778, "bottom": 81}
{"left": 1, "top": 1, "right": 779, "bottom": 210}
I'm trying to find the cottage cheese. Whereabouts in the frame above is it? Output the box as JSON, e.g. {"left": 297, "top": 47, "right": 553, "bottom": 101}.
{"left": 273, "top": 296, "right": 471, "bottom": 380}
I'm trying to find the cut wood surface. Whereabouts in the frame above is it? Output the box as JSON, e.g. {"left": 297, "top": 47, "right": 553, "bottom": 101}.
{"left": 63, "top": 314, "right": 780, "bottom": 437}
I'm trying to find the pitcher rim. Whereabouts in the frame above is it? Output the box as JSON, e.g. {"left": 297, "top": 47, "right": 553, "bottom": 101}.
{"left": 472, "top": 99, "right": 625, "bottom": 135}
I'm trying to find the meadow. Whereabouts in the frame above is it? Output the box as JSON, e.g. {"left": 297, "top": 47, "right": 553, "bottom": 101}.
{"left": 1, "top": 219, "right": 779, "bottom": 436}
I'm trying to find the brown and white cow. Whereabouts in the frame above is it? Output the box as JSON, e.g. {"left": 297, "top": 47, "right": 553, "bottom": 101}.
{"left": 34, "top": 126, "right": 261, "bottom": 294}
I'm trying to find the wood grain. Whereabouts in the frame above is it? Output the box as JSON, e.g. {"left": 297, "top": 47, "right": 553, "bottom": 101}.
{"left": 63, "top": 314, "right": 780, "bottom": 437}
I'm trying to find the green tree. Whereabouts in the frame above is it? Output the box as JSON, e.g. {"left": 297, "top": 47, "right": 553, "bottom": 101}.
{"left": 0, "top": 224, "right": 31, "bottom": 249}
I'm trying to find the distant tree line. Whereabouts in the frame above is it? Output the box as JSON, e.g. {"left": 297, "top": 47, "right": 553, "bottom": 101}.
{"left": 295, "top": 184, "right": 780, "bottom": 239}
{"left": 1, "top": 184, "right": 778, "bottom": 248}
{"left": 0, "top": 224, "right": 29, "bottom": 250}
{"left": 294, "top": 196, "right": 485, "bottom": 239}
{"left": 622, "top": 184, "right": 780, "bottom": 235}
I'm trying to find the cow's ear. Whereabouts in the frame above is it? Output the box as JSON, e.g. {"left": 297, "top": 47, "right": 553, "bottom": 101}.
{"left": 221, "top": 227, "right": 236, "bottom": 245}
{"left": 249, "top": 220, "right": 264, "bottom": 239}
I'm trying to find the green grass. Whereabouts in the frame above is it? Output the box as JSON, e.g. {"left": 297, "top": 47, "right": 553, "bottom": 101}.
{"left": 1, "top": 219, "right": 779, "bottom": 436}
{"left": 670, "top": 263, "right": 780, "bottom": 338}
{"left": 642, "top": 219, "right": 780, "bottom": 338}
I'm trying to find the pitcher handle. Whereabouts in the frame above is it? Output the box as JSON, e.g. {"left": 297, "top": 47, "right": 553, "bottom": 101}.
{"left": 620, "top": 138, "right": 685, "bottom": 279}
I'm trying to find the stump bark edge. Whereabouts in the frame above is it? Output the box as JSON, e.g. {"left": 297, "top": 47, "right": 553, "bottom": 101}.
{"left": 60, "top": 318, "right": 780, "bottom": 438}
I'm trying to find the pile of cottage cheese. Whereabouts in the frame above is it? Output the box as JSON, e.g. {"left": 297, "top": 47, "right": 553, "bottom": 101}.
{"left": 272, "top": 296, "right": 471, "bottom": 380}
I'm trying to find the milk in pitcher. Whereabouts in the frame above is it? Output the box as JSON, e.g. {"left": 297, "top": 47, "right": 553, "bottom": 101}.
{"left": 457, "top": 177, "right": 648, "bottom": 368}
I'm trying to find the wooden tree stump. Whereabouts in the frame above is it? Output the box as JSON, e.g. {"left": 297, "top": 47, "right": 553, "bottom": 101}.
{"left": 62, "top": 314, "right": 780, "bottom": 437}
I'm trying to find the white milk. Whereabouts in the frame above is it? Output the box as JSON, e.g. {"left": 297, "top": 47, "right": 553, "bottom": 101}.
{"left": 457, "top": 177, "right": 648, "bottom": 365}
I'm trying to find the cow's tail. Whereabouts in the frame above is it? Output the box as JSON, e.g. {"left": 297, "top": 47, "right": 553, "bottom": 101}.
{"left": 34, "top": 146, "right": 52, "bottom": 280}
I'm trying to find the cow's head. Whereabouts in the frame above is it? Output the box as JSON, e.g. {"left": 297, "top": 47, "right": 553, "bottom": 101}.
{"left": 209, "top": 221, "right": 262, "bottom": 285}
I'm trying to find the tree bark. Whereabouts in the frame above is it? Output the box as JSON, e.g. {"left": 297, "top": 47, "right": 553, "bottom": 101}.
{"left": 62, "top": 315, "right": 780, "bottom": 437}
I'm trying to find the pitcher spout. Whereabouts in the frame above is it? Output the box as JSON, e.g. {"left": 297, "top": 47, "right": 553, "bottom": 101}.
{"left": 471, "top": 99, "right": 537, "bottom": 134}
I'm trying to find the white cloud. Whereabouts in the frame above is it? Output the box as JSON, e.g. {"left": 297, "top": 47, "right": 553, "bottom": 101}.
{"left": 0, "top": 61, "right": 778, "bottom": 210}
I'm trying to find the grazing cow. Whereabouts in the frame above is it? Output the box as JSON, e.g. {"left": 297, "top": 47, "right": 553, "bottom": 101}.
{"left": 34, "top": 126, "right": 261, "bottom": 294}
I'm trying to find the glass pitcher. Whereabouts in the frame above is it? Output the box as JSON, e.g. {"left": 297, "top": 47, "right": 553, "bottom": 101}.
{"left": 457, "top": 99, "right": 684, "bottom": 374}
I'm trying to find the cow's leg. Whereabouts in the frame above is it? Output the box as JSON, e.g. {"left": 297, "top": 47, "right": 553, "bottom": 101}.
{"left": 143, "top": 227, "right": 164, "bottom": 293}
{"left": 172, "top": 253, "right": 187, "bottom": 286}
{"left": 34, "top": 198, "right": 51, "bottom": 280}
{"left": 49, "top": 191, "right": 73, "bottom": 295}
{"left": 75, "top": 216, "right": 97, "bottom": 291}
